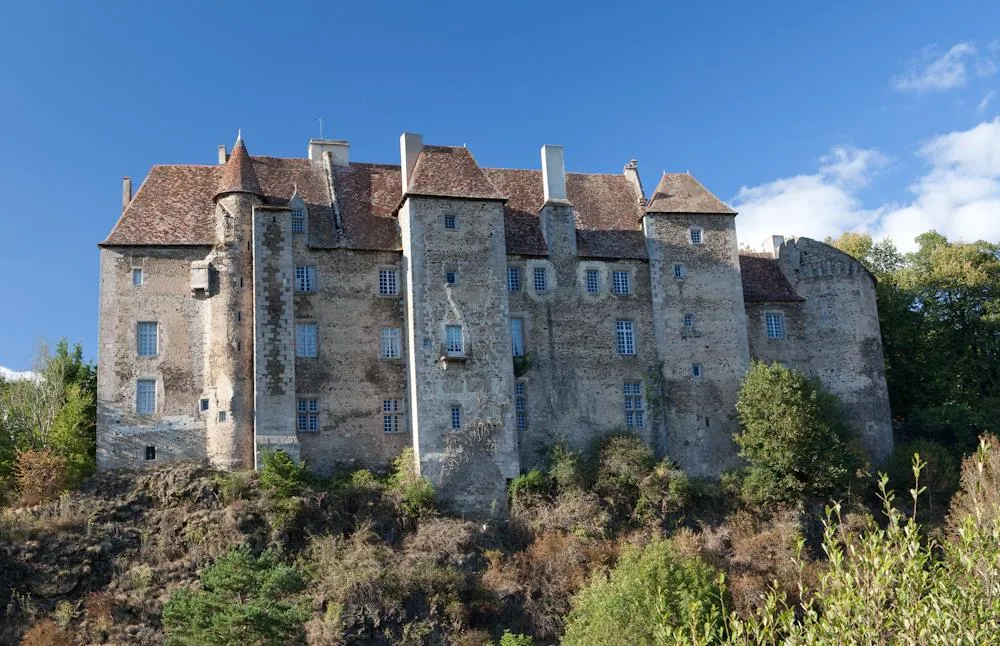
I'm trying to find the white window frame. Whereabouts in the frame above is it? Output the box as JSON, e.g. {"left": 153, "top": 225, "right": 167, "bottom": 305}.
{"left": 585, "top": 268, "right": 600, "bottom": 295}
{"left": 132, "top": 267, "right": 143, "bottom": 286}
{"left": 445, "top": 325, "right": 464, "bottom": 356}
{"left": 450, "top": 405, "right": 462, "bottom": 429}
{"left": 673, "top": 263, "right": 686, "bottom": 280}
{"left": 507, "top": 266, "right": 521, "bottom": 292}
{"left": 297, "top": 398, "right": 319, "bottom": 432}
{"left": 137, "top": 321, "right": 158, "bottom": 357}
{"left": 510, "top": 318, "right": 525, "bottom": 357}
{"left": 378, "top": 268, "right": 399, "bottom": 296}
{"left": 380, "top": 327, "right": 401, "bottom": 359}
{"left": 616, "top": 320, "right": 636, "bottom": 356}
{"left": 766, "top": 311, "right": 786, "bottom": 339}
{"left": 291, "top": 208, "right": 305, "bottom": 233}
{"left": 218, "top": 410, "right": 228, "bottom": 423}
{"left": 136, "top": 379, "right": 156, "bottom": 415}
{"left": 515, "top": 382, "right": 527, "bottom": 432}
{"left": 624, "top": 381, "right": 645, "bottom": 429}
{"left": 383, "top": 399, "right": 403, "bottom": 434}
{"left": 533, "top": 266, "right": 548, "bottom": 293}
{"left": 296, "top": 322, "right": 318, "bottom": 358}
{"left": 612, "top": 270, "right": 631, "bottom": 295}
{"left": 690, "top": 227, "right": 703, "bottom": 245}
{"left": 295, "top": 266, "right": 316, "bottom": 293}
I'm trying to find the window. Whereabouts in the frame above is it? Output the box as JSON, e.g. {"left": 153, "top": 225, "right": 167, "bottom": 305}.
{"left": 510, "top": 318, "right": 525, "bottom": 357}
{"left": 380, "top": 327, "right": 401, "bottom": 359}
{"left": 383, "top": 399, "right": 402, "bottom": 433}
{"left": 378, "top": 269, "right": 399, "bottom": 296}
{"left": 507, "top": 266, "right": 521, "bottom": 292}
{"left": 692, "top": 363, "right": 702, "bottom": 377}
{"left": 145, "top": 446, "right": 156, "bottom": 460}
{"left": 218, "top": 410, "right": 228, "bottom": 422}
{"left": 673, "top": 263, "right": 686, "bottom": 280}
{"left": 445, "top": 325, "right": 464, "bottom": 356}
{"left": 450, "top": 405, "right": 462, "bottom": 429}
{"left": 291, "top": 208, "right": 305, "bottom": 233}
{"left": 445, "top": 270, "right": 457, "bottom": 285}
{"left": 297, "top": 398, "right": 319, "bottom": 432}
{"left": 690, "top": 227, "right": 703, "bottom": 245}
{"left": 624, "top": 381, "right": 645, "bottom": 429}
{"left": 515, "top": 382, "right": 527, "bottom": 432}
{"left": 444, "top": 214, "right": 457, "bottom": 229}
{"left": 766, "top": 312, "right": 786, "bottom": 339}
{"left": 612, "top": 271, "right": 631, "bottom": 295}
{"left": 137, "top": 322, "right": 158, "bottom": 357}
{"left": 296, "top": 323, "right": 318, "bottom": 357}
{"left": 136, "top": 379, "right": 156, "bottom": 415}
{"left": 683, "top": 313, "right": 695, "bottom": 330}
{"left": 533, "top": 267, "right": 548, "bottom": 293}
{"left": 295, "top": 266, "right": 316, "bottom": 292}
{"left": 132, "top": 267, "right": 143, "bottom": 286}
{"left": 199, "top": 398, "right": 209, "bottom": 412}
{"left": 616, "top": 320, "right": 636, "bottom": 356}
{"left": 586, "top": 269, "right": 600, "bottom": 295}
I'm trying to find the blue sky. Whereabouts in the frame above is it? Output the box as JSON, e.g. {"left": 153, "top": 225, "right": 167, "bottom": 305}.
{"left": 0, "top": 1, "right": 998, "bottom": 370}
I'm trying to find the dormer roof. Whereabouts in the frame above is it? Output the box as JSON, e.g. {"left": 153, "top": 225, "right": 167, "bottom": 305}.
{"left": 645, "top": 172, "right": 736, "bottom": 215}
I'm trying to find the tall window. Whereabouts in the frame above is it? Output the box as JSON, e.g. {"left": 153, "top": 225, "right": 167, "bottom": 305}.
{"left": 766, "top": 312, "right": 785, "bottom": 339}
{"left": 380, "top": 327, "right": 401, "bottom": 359}
{"left": 445, "top": 325, "right": 464, "bottom": 356}
{"left": 673, "top": 263, "right": 686, "bottom": 280}
{"left": 616, "top": 320, "right": 636, "bottom": 355}
{"left": 450, "top": 405, "right": 462, "bottom": 429}
{"left": 690, "top": 227, "right": 703, "bottom": 245}
{"left": 612, "top": 271, "right": 631, "bottom": 295}
{"left": 692, "top": 363, "right": 703, "bottom": 377}
{"left": 137, "top": 322, "right": 158, "bottom": 357}
{"left": 624, "top": 381, "right": 645, "bottom": 429}
{"left": 533, "top": 267, "right": 548, "bottom": 293}
{"left": 297, "top": 398, "right": 319, "bottom": 432}
{"left": 507, "top": 266, "right": 521, "bottom": 292}
{"left": 510, "top": 318, "right": 525, "bottom": 357}
{"left": 586, "top": 269, "right": 600, "bottom": 294}
{"left": 515, "top": 382, "right": 527, "bottom": 432}
{"left": 295, "top": 266, "right": 316, "bottom": 292}
{"left": 683, "top": 313, "right": 695, "bottom": 330}
{"left": 132, "top": 267, "right": 143, "bottom": 286}
{"left": 378, "top": 269, "right": 399, "bottom": 296}
{"left": 136, "top": 379, "right": 156, "bottom": 415}
{"left": 383, "top": 399, "right": 402, "bottom": 433}
{"left": 291, "top": 208, "right": 305, "bottom": 233}
{"left": 296, "top": 323, "right": 318, "bottom": 357}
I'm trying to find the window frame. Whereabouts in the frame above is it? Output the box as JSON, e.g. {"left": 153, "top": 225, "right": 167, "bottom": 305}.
{"left": 294, "top": 265, "right": 317, "bottom": 293}
{"left": 692, "top": 363, "right": 703, "bottom": 377}
{"left": 533, "top": 266, "right": 548, "bottom": 293}
{"left": 291, "top": 208, "right": 305, "bottom": 234}
{"left": 132, "top": 267, "right": 143, "bottom": 286}
{"left": 295, "top": 322, "right": 319, "bottom": 358}
{"left": 380, "top": 327, "right": 402, "bottom": 359}
{"left": 297, "top": 398, "right": 320, "bottom": 432}
{"left": 615, "top": 319, "right": 636, "bottom": 356}
{"left": 689, "top": 227, "right": 704, "bottom": 245}
{"left": 444, "top": 213, "right": 458, "bottom": 230}
{"left": 515, "top": 381, "right": 527, "bottom": 432}
{"left": 683, "top": 313, "right": 695, "bottom": 330}
{"left": 624, "top": 381, "right": 645, "bottom": 429}
{"left": 765, "top": 311, "right": 786, "bottom": 339}
{"left": 673, "top": 263, "right": 686, "bottom": 280}
{"left": 450, "top": 405, "right": 462, "bottom": 430}
{"left": 510, "top": 317, "right": 525, "bottom": 357}
{"left": 507, "top": 266, "right": 521, "bottom": 292}
{"left": 612, "top": 270, "right": 632, "bottom": 295}
{"left": 136, "top": 379, "right": 156, "bottom": 415}
{"left": 585, "top": 268, "right": 600, "bottom": 295}
{"left": 137, "top": 321, "right": 158, "bottom": 357}
{"left": 445, "top": 325, "right": 464, "bottom": 357}
{"left": 378, "top": 268, "right": 400, "bottom": 297}
{"left": 383, "top": 398, "right": 403, "bottom": 434}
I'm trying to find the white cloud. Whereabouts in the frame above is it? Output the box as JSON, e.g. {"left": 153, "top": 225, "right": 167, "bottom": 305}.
{"left": 732, "top": 118, "right": 1000, "bottom": 252}
{"left": 0, "top": 366, "right": 38, "bottom": 382}
{"left": 892, "top": 42, "right": 978, "bottom": 94}
{"left": 978, "top": 90, "right": 996, "bottom": 114}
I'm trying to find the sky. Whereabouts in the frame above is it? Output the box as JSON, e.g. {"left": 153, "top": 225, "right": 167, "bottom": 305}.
{"left": 0, "top": 1, "right": 998, "bottom": 371}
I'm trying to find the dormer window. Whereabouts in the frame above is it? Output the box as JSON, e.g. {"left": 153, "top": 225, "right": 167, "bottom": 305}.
{"left": 291, "top": 208, "right": 305, "bottom": 233}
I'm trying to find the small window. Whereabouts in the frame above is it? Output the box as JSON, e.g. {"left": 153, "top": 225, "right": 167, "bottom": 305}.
{"left": 136, "top": 379, "right": 156, "bottom": 415}
{"left": 445, "top": 270, "right": 457, "bottom": 285}
{"left": 383, "top": 399, "right": 403, "bottom": 433}
{"left": 380, "top": 327, "right": 401, "bottom": 359}
{"left": 445, "top": 325, "right": 464, "bottom": 356}
{"left": 510, "top": 318, "right": 525, "bottom": 357}
{"left": 137, "top": 322, "right": 158, "bottom": 357}
{"left": 199, "top": 398, "right": 210, "bottom": 412}
{"left": 624, "top": 381, "right": 645, "bottom": 429}
{"left": 444, "top": 214, "right": 457, "bottom": 229}
{"left": 296, "top": 323, "right": 318, "bottom": 357}
{"left": 692, "top": 363, "right": 702, "bottom": 377}
{"left": 378, "top": 269, "right": 399, "bottom": 296}
{"left": 533, "top": 267, "right": 548, "bottom": 293}
{"left": 297, "top": 398, "right": 319, "bottom": 432}
{"left": 690, "top": 228, "right": 703, "bottom": 245}
{"left": 515, "top": 382, "right": 527, "bottom": 432}
{"left": 132, "top": 267, "right": 143, "bottom": 286}
{"left": 683, "top": 313, "right": 695, "bottom": 330}
{"left": 450, "top": 405, "right": 462, "bottom": 429}
{"left": 291, "top": 208, "right": 305, "bottom": 233}
{"left": 616, "top": 320, "right": 636, "bottom": 356}
{"left": 612, "top": 271, "right": 631, "bottom": 295}
{"left": 673, "top": 263, "right": 686, "bottom": 280}
{"left": 144, "top": 446, "right": 156, "bottom": 461}
{"left": 585, "top": 269, "right": 600, "bottom": 295}
{"left": 507, "top": 266, "right": 521, "bottom": 292}
{"left": 295, "top": 266, "right": 316, "bottom": 292}
{"left": 766, "top": 312, "right": 786, "bottom": 339}
{"left": 218, "top": 410, "right": 228, "bottom": 423}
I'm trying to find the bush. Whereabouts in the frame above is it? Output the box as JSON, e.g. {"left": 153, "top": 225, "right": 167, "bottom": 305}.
{"left": 499, "top": 630, "right": 534, "bottom": 645}
{"left": 258, "top": 451, "right": 309, "bottom": 499}
{"left": 389, "top": 449, "right": 436, "bottom": 519}
{"left": 20, "top": 619, "right": 72, "bottom": 646}
{"left": 635, "top": 459, "right": 691, "bottom": 523}
{"left": 561, "top": 538, "right": 724, "bottom": 645}
{"left": 595, "top": 434, "right": 654, "bottom": 488}
{"left": 548, "top": 442, "right": 586, "bottom": 491}
{"left": 163, "top": 545, "right": 308, "bottom": 645}
{"left": 15, "top": 448, "right": 70, "bottom": 506}
{"left": 509, "top": 469, "right": 550, "bottom": 503}
{"left": 948, "top": 433, "right": 1000, "bottom": 534}
{"left": 886, "top": 439, "right": 959, "bottom": 514}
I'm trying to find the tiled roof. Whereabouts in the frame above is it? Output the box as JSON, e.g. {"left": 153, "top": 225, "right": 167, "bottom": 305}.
{"left": 406, "top": 146, "right": 504, "bottom": 201}
{"left": 214, "top": 139, "right": 262, "bottom": 199}
{"left": 645, "top": 173, "right": 736, "bottom": 214}
{"left": 739, "top": 254, "right": 804, "bottom": 302}
{"left": 333, "top": 163, "right": 403, "bottom": 250}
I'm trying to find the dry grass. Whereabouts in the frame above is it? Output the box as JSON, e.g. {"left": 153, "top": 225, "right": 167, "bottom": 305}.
{"left": 19, "top": 619, "right": 72, "bottom": 646}
{"left": 15, "top": 448, "right": 69, "bottom": 507}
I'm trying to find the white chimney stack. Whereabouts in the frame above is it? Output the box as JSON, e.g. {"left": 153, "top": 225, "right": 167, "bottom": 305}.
{"left": 122, "top": 177, "right": 132, "bottom": 212}
{"left": 217, "top": 144, "right": 227, "bottom": 164}
{"left": 763, "top": 235, "right": 785, "bottom": 258}
{"left": 308, "top": 139, "right": 350, "bottom": 166}
{"left": 400, "top": 132, "right": 423, "bottom": 192}
{"left": 541, "top": 144, "right": 568, "bottom": 203}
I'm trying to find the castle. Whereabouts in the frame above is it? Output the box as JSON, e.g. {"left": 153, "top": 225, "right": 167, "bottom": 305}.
{"left": 97, "top": 133, "right": 893, "bottom": 513}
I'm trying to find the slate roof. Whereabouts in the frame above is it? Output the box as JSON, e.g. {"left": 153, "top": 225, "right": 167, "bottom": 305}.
{"left": 646, "top": 173, "right": 736, "bottom": 214}
{"left": 739, "top": 254, "right": 804, "bottom": 302}
{"left": 406, "top": 146, "right": 505, "bottom": 201}
{"left": 214, "top": 139, "right": 262, "bottom": 199}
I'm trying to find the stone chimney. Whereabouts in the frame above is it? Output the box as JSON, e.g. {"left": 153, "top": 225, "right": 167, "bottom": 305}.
{"left": 217, "top": 144, "right": 227, "bottom": 164}
{"left": 623, "top": 159, "right": 646, "bottom": 208}
{"left": 400, "top": 132, "right": 423, "bottom": 192}
{"left": 122, "top": 177, "right": 132, "bottom": 212}
{"left": 308, "top": 139, "right": 350, "bottom": 166}
{"left": 763, "top": 235, "right": 785, "bottom": 258}
{"left": 541, "top": 144, "right": 569, "bottom": 204}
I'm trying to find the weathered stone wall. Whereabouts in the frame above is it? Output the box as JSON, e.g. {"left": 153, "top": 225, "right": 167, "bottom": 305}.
{"left": 745, "top": 301, "right": 807, "bottom": 368}
{"left": 644, "top": 214, "right": 750, "bottom": 475}
{"left": 97, "top": 247, "right": 210, "bottom": 469}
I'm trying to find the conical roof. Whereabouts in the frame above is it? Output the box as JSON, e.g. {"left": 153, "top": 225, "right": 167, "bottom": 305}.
{"left": 214, "top": 137, "right": 262, "bottom": 200}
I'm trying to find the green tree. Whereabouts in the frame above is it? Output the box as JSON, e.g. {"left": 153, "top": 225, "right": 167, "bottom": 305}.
{"left": 734, "top": 361, "right": 860, "bottom": 504}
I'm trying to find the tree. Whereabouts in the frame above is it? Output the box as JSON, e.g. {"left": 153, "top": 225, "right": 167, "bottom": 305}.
{"left": 734, "top": 362, "right": 860, "bottom": 504}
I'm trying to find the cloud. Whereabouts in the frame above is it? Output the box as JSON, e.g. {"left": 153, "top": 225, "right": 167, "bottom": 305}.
{"left": 977, "top": 90, "right": 996, "bottom": 114}
{"left": 0, "top": 366, "right": 39, "bottom": 382}
{"left": 732, "top": 118, "right": 1000, "bottom": 252}
{"left": 892, "top": 42, "right": 978, "bottom": 93}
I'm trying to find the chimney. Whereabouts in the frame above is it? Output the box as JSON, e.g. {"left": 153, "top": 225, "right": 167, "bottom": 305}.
{"left": 541, "top": 145, "right": 568, "bottom": 203}
{"left": 122, "top": 177, "right": 132, "bottom": 212}
{"left": 763, "top": 235, "right": 785, "bottom": 258}
{"left": 400, "top": 132, "right": 423, "bottom": 192}
{"left": 308, "top": 139, "right": 350, "bottom": 166}
{"left": 623, "top": 159, "right": 646, "bottom": 208}
{"left": 217, "top": 144, "right": 227, "bottom": 164}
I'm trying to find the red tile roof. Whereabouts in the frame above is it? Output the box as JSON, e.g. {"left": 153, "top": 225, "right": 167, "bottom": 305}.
{"left": 739, "top": 254, "right": 804, "bottom": 302}
{"left": 646, "top": 173, "right": 736, "bottom": 214}
{"left": 214, "top": 139, "right": 262, "bottom": 200}
{"left": 406, "top": 146, "right": 504, "bottom": 201}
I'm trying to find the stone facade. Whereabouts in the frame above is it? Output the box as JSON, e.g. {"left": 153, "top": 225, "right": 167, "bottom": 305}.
{"left": 97, "top": 133, "right": 894, "bottom": 514}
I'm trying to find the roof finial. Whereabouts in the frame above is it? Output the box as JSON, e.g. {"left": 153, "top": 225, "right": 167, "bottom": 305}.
{"left": 236, "top": 128, "right": 242, "bottom": 144}
{"left": 319, "top": 118, "right": 324, "bottom": 139}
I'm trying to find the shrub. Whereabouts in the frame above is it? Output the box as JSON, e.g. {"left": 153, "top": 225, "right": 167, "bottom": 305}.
{"left": 509, "top": 469, "right": 550, "bottom": 503}
{"left": 259, "top": 450, "right": 309, "bottom": 499}
{"left": 20, "top": 619, "right": 72, "bottom": 646}
{"left": 635, "top": 459, "right": 691, "bottom": 523}
{"left": 595, "top": 434, "right": 654, "bottom": 488}
{"left": 948, "top": 433, "right": 1000, "bottom": 534}
{"left": 548, "top": 442, "right": 586, "bottom": 491}
{"left": 389, "top": 449, "right": 437, "bottom": 519}
{"left": 886, "top": 439, "right": 958, "bottom": 514}
{"left": 499, "top": 630, "right": 534, "bottom": 645}
{"left": 562, "top": 538, "right": 724, "bottom": 645}
{"left": 212, "top": 470, "right": 255, "bottom": 504}
{"left": 15, "top": 448, "right": 69, "bottom": 506}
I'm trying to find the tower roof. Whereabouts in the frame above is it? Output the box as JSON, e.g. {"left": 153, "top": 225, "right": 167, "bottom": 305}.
{"left": 645, "top": 172, "right": 736, "bottom": 214}
{"left": 214, "top": 137, "right": 263, "bottom": 200}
